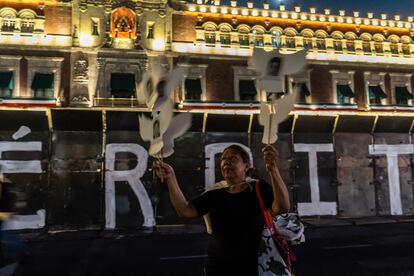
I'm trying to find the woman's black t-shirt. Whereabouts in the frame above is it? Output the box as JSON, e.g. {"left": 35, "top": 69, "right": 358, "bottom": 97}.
{"left": 190, "top": 180, "right": 274, "bottom": 261}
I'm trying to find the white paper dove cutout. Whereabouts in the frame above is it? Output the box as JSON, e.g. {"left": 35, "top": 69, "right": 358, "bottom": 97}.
{"left": 158, "top": 112, "right": 192, "bottom": 157}
{"left": 139, "top": 100, "right": 192, "bottom": 158}
{"left": 137, "top": 61, "right": 186, "bottom": 110}
{"left": 138, "top": 59, "right": 192, "bottom": 158}
{"left": 251, "top": 48, "right": 307, "bottom": 144}
{"left": 137, "top": 72, "right": 158, "bottom": 108}
{"left": 251, "top": 48, "right": 307, "bottom": 92}
{"left": 139, "top": 100, "right": 174, "bottom": 157}
{"left": 259, "top": 92, "right": 296, "bottom": 144}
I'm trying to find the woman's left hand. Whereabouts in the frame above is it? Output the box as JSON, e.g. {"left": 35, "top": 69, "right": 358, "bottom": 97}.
{"left": 262, "top": 145, "right": 279, "bottom": 172}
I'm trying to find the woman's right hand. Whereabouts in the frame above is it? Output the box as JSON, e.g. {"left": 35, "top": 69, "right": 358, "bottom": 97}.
{"left": 153, "top": 161, "right": 176, "bottom": 182}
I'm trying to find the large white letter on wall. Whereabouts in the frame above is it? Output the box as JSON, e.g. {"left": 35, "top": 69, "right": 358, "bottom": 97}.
{"left": 204, "top": 143, "right": 253, "bottom": 190}
{"left": 0, "top": 126, "right": 46, "bottom": 230}
{"left": 105, "top": 144, "right": 155, "bottom": 229}
{"left": 294, "top": 143, "right": 337, "bottom": 216}
{"left": 369, "top": 144, "right": 413, "bottom": 215}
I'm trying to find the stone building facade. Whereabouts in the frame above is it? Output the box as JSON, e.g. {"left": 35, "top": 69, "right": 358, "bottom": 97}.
{"left": 0, "top": 0, "right": 413, "bottom": 111}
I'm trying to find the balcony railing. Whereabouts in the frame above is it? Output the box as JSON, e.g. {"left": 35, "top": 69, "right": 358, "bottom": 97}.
{"left": 93, "top": 96, "right": 146, "bottom": 108}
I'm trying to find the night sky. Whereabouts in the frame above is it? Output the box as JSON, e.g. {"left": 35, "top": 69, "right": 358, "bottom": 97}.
{"left": 261, "top": 0, "right": 414, "bottom": 18}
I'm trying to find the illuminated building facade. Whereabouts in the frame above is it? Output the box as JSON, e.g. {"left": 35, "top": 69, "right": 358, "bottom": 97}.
{"left": 0, "top": 0, "right": 412, "bottom": 112}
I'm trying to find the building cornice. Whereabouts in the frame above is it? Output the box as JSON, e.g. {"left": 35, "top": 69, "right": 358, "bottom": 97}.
{"left": 178, "top": 3, "right": 413, "bottom": 37}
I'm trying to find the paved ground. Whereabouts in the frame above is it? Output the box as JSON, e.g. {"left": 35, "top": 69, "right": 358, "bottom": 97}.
{"left": 5, "top": 217, "right": 414, "bottom": 276}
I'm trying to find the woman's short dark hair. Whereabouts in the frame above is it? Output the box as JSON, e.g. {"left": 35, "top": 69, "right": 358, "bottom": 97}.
{"left": 222, "top": 145, "right": 251, "bottom": 166}
{"left": 222, "top": 145, "right": 258, "bottom": 178}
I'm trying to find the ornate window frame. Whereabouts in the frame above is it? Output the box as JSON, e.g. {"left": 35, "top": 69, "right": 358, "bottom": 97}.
{"left": 389, "top": 73, "right": 413, "bottom": 105}
{"left": 364, "top": 72, "right": 387, "bottom": 105}
{"left": 330, "top": 70, "right": 355, "bottom": 104}
{"left": 233, "top": 66, "right": 259, "bottom": 101}
{"left": 26, "top": 56, "right": 64, "bottom": 98}
{"left": 288, "top": 70, "right": 312, "bottom": 104}
{"left": 0, "top": 55, "right": 21, "bottom": 97}
{"left": 97, "top": 57, "right": 144, "bottom": 99}
{"left": 177, "top": 63, "right": 207, "bottom": 101}
{"left": 0, "top": 8, "right": 44, "bottom": 35}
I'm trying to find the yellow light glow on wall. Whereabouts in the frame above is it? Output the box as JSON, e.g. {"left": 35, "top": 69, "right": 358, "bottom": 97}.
{"left": 0, "top": 33, "right": 71, "bottom": 46}
{"left": 152, "top": 39, "right": 165, "bottom": 51}
{"left": 231, "top": 9, "right": 238, "bottom": 15}
{"left": 57, "top": 36, "right": 67, "bottom": 44}
{"left": 262, "top": 11, "right": 268, "bottom": 17}
{"left": 200, "top": 6, "right": 206, "bottom": 12}
{"left": 40, "top": 35, "right": 52, "bottom": 44}
{"left": 27, "top": 36, "right": 37, "bottom": 44}
{"left": 307, "top": 52, "right": 414, "bottom": 65}
{"left": 189, "top": 6, "right": 196, "bottom": 12}
{"left": 79, "top": 34, "right": 93, "bottom": 47}
{"left": 242, "top": 9, "right": 248, "bottom": 15}
{"left": 211, "top": 6, "right": 217, "bottom": 13}
{"left": 252, "top": 10, "right": 258, "bottom": 16}
{"left": 221, "top": 7, "right": 228, "bottom": 14}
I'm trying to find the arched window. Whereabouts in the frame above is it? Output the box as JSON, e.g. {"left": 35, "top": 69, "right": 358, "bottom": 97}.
{"left": 285, "top": 32, "right": 296, "bottom": 49}
{"left": 360, "top": 35, "right": 372, "bottom": 53}
{"left": 203, "top": 23, "right": 217, "bottom": 45}
{"left": 252, "top": 28, "right": 264, "bottom": 47}
{"left": 0, "top": 8, "right": 17, "bottom": 32}
{"left": 238, "top": 27, "right": 250, "bottom": 46}
{"left": 389, "top": 36, "right": 400, "bottom": 55}
{"left": 373, "top": 35, "right": 385, "bottom": 54}
{"left": 19, "top": 10, "right": 36, "bottom": 33}
{"left": 402, "top": 43, "right": 411, "bottom": 55}
{"left": 219, "top": 25, "right": 231, "bottom": 46}
{"left": 272, "top": 31, "right": 281, "bottom": 48}
{"left": 315, "top": 31, "right": 327, "bottom": 50}
{"left": 331, "top": 32, "right": 343, "bottom": 52}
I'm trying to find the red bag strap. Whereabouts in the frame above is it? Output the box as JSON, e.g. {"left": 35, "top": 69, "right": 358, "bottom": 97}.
{"left": 255, "top": 180, "right": 276, "bottom": 235}
{"left": 255, "top": 180, "right": 293, "bottom": 273}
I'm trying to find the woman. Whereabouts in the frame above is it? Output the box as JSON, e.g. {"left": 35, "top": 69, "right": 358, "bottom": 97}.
{"left": 154, "top": 144, "right": 290, "bottom": 276}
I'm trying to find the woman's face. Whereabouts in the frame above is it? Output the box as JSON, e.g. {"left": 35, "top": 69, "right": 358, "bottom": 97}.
{"left": 220, "top": 148, "right": 249, "bottom": 182}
